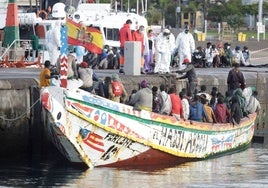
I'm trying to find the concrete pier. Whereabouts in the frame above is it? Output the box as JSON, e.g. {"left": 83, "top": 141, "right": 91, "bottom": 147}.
{"left": 0, "top": 63, "right": 268, "bottom": 154}
{"left": 0, "top": 77, "right": 40, "bottom": 155}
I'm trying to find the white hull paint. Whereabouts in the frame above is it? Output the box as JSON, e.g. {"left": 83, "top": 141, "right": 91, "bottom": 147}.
{"left": 41, "top": 86, "right": 256, "bottom": 168}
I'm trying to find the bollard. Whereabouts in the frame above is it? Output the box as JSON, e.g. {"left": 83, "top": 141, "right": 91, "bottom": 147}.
{"left": 124, "top": 41, "right": 141, "bottom": 75}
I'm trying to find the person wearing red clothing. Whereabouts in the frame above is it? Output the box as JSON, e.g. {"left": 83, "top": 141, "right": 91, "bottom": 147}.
{"left": 132, "top": 25, "right": 147, "bottom": 73}
{"left": 168, "top": 87, "right": 183, "bottom": 120}
{"left": 119, "top": 19, "right": 133, "bottom": 74}
{"left": 214, "top": 96, "right": 231, "bottom": 123}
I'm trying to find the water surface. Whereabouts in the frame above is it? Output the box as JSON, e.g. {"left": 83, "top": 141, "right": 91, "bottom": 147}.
{"left": 0, "top": 143, "right": 268, "bottom": 187}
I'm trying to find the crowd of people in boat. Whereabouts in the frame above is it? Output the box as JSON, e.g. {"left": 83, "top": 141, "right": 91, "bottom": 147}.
{"left": 40, "top": 55, "right": 260, "bottom": 125}
{"left": 91, "top": 69, "right": 259, "bottom": 125}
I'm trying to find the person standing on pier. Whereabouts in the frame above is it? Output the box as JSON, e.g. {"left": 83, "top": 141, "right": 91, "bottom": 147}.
{"left": 175, "top": 24, "right": 195, "bottom": 70}
{"left": 144, "top": 29, "right": 155, "bottom": 73}
{"left": 154, "top": 28, "right": 176, "bottom": 74}
{"left": 119, "top": 19, "right": 133, "bottom": 74}
{"left": 132, "top": 25, "right": 147, "bottom": 74}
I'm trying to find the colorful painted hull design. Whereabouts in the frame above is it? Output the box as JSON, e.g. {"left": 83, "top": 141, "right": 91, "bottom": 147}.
{"left": 41, "top": 86, "right": 256, "bottom": 169}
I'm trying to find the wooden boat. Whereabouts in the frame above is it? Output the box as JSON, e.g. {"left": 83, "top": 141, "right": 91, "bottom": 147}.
{"left": 41, "top": 86, "right": 256, "bottom": 169}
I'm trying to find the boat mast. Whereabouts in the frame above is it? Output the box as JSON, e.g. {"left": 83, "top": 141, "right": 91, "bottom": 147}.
{"left": 3, "top": 0, "right": 19, "bottom": 48}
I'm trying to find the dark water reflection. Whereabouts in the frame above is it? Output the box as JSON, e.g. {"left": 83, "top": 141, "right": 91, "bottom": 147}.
{"left": 1, "top": 143, "right": 268, "bottom": 187}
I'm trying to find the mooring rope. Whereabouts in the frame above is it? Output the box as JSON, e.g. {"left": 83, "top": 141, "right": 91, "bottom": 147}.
{"left": 0, "top": 98, "right": 40, "bottom": 122}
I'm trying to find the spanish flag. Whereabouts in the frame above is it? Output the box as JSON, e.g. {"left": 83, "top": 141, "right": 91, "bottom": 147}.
{"left": 66, "top": 18, "right": 103, "bottom": 54}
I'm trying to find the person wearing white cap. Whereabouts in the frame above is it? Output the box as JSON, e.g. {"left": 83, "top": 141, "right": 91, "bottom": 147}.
{"left": 175, "top": 24, "right": 195, "bottom": 70}
{"left": 154, "top": 28, "right": 176, "bottom": 74}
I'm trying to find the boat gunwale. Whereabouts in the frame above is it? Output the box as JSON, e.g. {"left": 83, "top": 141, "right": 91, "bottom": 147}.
{"left": 65, "top": 103, "right": 255, "bottom": 159}
{"left": 64, "top": 93, "right": 257, "bottom": 135}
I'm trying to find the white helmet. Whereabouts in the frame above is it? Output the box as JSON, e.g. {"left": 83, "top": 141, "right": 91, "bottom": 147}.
{"left": 52, "top": 3, "right": 66, "bottom": 18}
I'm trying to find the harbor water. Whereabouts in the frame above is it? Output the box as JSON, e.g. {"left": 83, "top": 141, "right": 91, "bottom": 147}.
{"left": 0, "top": 141, "right": 268, "bottom": 187}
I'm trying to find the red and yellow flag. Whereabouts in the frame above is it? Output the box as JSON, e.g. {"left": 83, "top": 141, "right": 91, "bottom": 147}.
{"left": 66, "top": 18, "right": 103, "bottom": 54}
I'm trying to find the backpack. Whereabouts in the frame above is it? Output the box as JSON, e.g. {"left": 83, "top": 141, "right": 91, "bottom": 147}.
{"left": 112, "top": 81, "right": 123, "bottom": 97}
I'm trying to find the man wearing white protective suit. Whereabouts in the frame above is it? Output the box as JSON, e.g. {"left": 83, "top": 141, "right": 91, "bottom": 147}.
{"left": 154, "top": 29, "right": 176, "bottom": 74}
{"left": 45, "top": 21, "right": 62, "bottom": 65}
{"left": 175, "top": 24, "right": 195, "bottom": 70}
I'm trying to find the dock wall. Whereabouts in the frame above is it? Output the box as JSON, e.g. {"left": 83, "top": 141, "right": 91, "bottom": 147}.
{"left": 0, "top": 78, "right": 40, "bottom": 155}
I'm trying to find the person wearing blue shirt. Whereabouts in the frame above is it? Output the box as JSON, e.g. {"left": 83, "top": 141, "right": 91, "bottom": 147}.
{"left": 189, "top": 95, "right": 209, "bottom": 122}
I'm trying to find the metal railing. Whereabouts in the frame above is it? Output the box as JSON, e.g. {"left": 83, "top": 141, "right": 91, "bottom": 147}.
{"left": 0, "top": 39, "right": 32, "bottom": 62}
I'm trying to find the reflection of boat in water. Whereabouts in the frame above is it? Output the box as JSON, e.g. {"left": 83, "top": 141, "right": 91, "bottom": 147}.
{"left": 41, "top": 85, "right": 256, "bottom": 169}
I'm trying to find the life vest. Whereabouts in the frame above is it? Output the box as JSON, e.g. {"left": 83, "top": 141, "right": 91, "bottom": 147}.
{"left": 112, "top": 81, "right": 123, "bottom": 97}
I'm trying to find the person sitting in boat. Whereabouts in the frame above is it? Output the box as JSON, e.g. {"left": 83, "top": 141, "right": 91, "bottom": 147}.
{"left": 158, "top": 84, "right": 172, "bottom": 115}
{"left": 152, "top": 86, "right": 161, "bottom": 113}
{"left": 97, "top": 76, "right": 112, "bottom": 99}
{"left": 242, "top": 86, "right": 256, "bottom": 111}
{"left": 179, "top": 91, "right": 190, "bottom": 120}
{"left": 229, "top": 88, "right": 247, "bottom": 118}
{"left": 197, "top": 85, "right": 212, "bottom": 103}
{"left": 209, "top": 87, "right": 218, "bottom": 109}
{"left": 214, "top": 96, "right": 231, "bottom": 123}
{"left": 245, "top": 90, "right": 261, "bottom": 114}
{"left": 168, "top": 87, "right": 183, "bottom": 120}
{"left": 189, "top": 95, "right": 209, "bottom": 122}
{"left": 127, "top": 89, "right": 138, "bottom": 106}
{"left": 129, "top": 80, "right": 152, "bottom": 111}
{"left": 230, "top": 95, "right": 243, "bottom": 125}
{"left": 108, "top": 74, "right": 128, "bottom": 103}
{"left": 200, "top": 94, "right": 217, "bottom": 123}
{"left": 78, "top": 62, "right": 94, "bottom": 92}
{"left": 39, "top": 60, "right": 59, "bottom": 88}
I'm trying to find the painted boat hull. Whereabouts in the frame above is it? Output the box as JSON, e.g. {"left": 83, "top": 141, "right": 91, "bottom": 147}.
{"left": 41, "top": 86, "right": 256, "bottom": 168}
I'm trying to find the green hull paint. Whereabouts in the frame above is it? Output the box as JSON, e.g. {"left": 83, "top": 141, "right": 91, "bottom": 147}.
{"left": 205, "top": 141, "right": 252, "bottom": 159}
{"left": 66, "top": 96, "right": 254, "bottom": 135}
